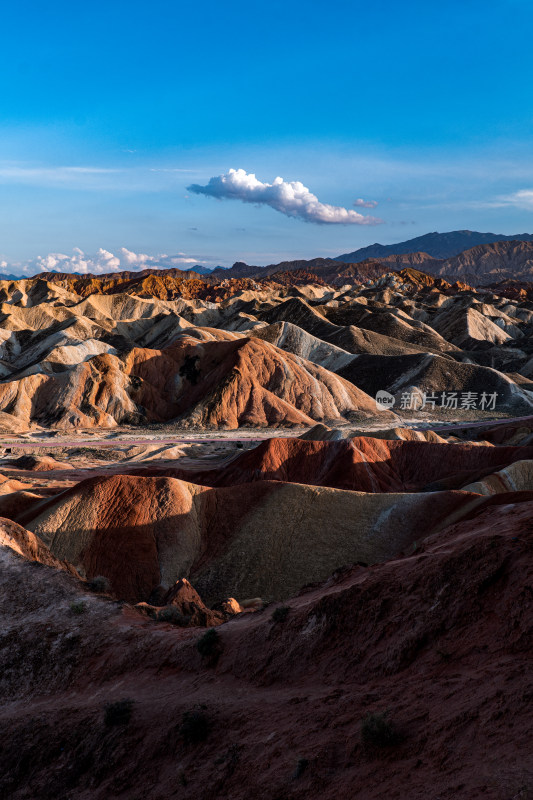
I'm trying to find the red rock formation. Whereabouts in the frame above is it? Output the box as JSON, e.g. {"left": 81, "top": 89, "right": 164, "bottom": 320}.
{"left": 164, "top": 578, "right": 226, "bottom": 626}
{"left": 139, "top": 435, "right": 533, "bottom": 492}
{"left": 125, "top": 335, "right": 382, "bottom": 428}
{"left": 0, "top": 336, "right": 387, "bottom": 430}
{"left": 3, "top": 469, "right": 494, "bottom": 605}
{"left": 10, "top": 455, "right": 71, "bottom": 471}
{"left": 480, "top": 420, "right": 533, "bottom": 446}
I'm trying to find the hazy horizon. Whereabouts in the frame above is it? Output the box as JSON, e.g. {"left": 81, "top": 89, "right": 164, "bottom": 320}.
{"left": 4, "top": 225, "right": 533, "bottom": 278}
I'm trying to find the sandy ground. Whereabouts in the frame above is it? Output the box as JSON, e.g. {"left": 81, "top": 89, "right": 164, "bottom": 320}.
{"left": 0, "top": 407, "right": 523, "bottom": 446}
{"left": 0, "top": 413, "right": 529, "bottom": 499}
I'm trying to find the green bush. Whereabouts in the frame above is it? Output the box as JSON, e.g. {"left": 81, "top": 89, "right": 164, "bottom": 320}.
{"left": 69, "top": 600, "right": 86, "bottom": 615}
{"left": 180, "top": 710, "right": 209, "bottom": 744}
{"left": 293, "top": 757, "right": 309, "bottom": 779}
{"left": 196, "top": 628, "right": 221, "bottom": 660}
{"left": 157, "top": 606, "right": 189, "bottom": 626}
{"left": 104, "top": 699, "right": 134, "bottom": 727}
{"left": 271, "top": 605, "right": 290, "bottom": 623}
{"left": 88, "top": 575, "right": 110, "bottom": 593}
{"left": 361, "top": 711, "right": 400, "bottom": 748}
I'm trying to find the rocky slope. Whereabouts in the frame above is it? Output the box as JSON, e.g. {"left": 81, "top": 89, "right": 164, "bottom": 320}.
{"left": 0, "top": 443, "right": 532, "bottom": 799}
{"left": 0, "top": 335, "right": 385, "bottom": 430}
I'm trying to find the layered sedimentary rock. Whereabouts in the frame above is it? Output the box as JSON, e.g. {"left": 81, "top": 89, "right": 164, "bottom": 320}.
{"left": 1, "top": 265, "right": 533, "bottom": 430}
{"left": 0, "top": 470, "right": 489, "bottom": 603}
{"left": 138, "top": 436, "right": 533, "bottom": 493}
{"left": 0, "top": 337, "right": 388, "bottom": 430}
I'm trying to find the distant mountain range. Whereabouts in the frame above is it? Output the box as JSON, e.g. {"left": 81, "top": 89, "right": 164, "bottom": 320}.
{"left": 336, "top": 230, "right": 533, "bottom": 262}
{"left": 429, "top": 240, "right": 533, "bottom": 285}
{"left": 5, "top": 231, "right": 533, "bottom": 287}
{"left": 181, "top": 265, "right": 221, "bottom": 275}
{"left": 0, "top": 272, "right": 25, "bottom": 282}
{"left": 210, "top": 231, "right": 533, "bottom": 286}
{"left": 0, "top": 265, "right": 221, "bottom": 282}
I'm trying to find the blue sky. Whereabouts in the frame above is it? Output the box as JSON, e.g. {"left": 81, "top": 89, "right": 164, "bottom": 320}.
{"left": 1, "top": 0, "right": 533, "bottom": 273}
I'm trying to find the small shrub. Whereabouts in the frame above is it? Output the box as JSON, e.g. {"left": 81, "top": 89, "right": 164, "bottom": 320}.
{"left": 196, "top": 628, "right": 222, "bottom": 661}
{"left": 271, "top": 605, "right": 290, "bottom": 623}
{"left": 292, "top": 757, "right": 309, "bottom": 779}
{"left": 180, "top": 710, "right": 209, "bottom": 744}
{"left": 104, "top": 699, "right": 134, "bottom": 727}
{"left": 157, "top": 606, "right": 189, "bottom": 626}
{"left": 64, "top": 632, "right": 81, "bottom": 649}
{"left": 88, "top": 575, "right": 110, "bottom": 593}
{"left": 70, "top": 600, "right": 86, "bottom": 615}
{"left": 361, "top": 711, "right": 400, "bottom": 748}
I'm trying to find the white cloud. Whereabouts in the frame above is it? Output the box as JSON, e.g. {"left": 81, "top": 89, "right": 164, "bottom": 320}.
{"left": 21, "top": 248, "right": 121, "bottom": 275}
{"left": 0, "top": 165, "right": 119, "bottom": 187}
{"left": 353, "top": 197, "right": 378, "bottom": 208}
{"left": 499, "top": 189, "right": 533, "bottom": 209}
{"left": 188, "top": 168, "right": 383, "bottom": 225}
{"left": 3, "top": 248, "right": 211, "bottom": 277}
{"left": 149, "top": 168, "right": 197, "bottom": 173}
{"left": 0, "top": 161, "right": 205, "bottom": 193}
{"left": 468, "top": 188, "right": 533, "bottom": 211}
{"left": 119, "top": 247, "right": 198, "bottom": 267}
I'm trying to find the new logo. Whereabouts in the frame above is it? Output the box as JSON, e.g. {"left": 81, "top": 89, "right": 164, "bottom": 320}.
{"left": 375, "top": 390, "right": 396, "bottom": 411}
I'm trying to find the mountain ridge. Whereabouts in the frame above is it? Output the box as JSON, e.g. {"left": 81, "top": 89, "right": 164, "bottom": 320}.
{"left": 5, "top": 230, "right": 533, "bottom": 287}
{"left": 336, "top": 229, "right": 533, "bottom": 262}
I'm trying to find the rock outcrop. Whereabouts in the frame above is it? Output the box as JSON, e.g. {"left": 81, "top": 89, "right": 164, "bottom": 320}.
{"left": 1, "top": 470, "right": 491, "bottom": 604}
{"left": 141, "top": 436, "right": 533, "bottom": 493}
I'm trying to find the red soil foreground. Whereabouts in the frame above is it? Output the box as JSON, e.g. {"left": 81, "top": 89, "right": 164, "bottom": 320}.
{"left": 0, "top": 494, "right": 532, "bottom": 800}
